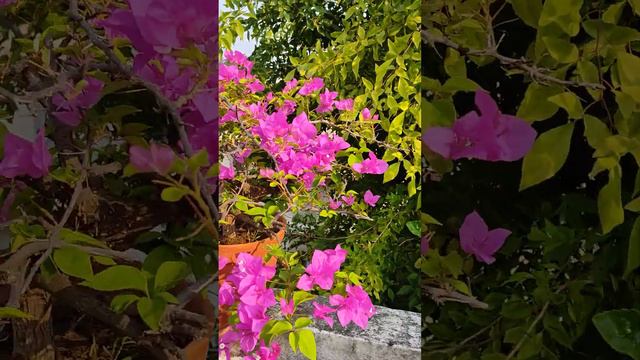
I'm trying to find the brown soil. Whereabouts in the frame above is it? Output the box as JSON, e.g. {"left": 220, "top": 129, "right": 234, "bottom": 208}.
{"left": 221, "top": 213, "right": 282, "bottom": 245}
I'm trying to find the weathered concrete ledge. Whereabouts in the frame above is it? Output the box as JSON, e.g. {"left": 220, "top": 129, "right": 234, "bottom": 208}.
{"left": 221, "top": 299, "right": 421, "bottom": 359}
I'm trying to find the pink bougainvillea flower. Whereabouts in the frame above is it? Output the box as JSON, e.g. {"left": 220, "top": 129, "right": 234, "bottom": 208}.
{"left": 235, "top": 148, "right": 252, "bottom": 164}
{"left": 219, "top": 256, "right": 230, "bottom": 270}
{"left": 329, "top": 199, "right": 342, "bottom": 210}
{"left": 52, "top": 76, "right": 104, "bottom": 127}
{"left": 341, "top": 194, "right": 355, "bottom": 206}
{"left": 254, "top": 341, "right": 281, "bottom": 360}
{"left": 423, "top": 89, "right": 536, "bottom": 162}
{"left": 298, "top": 77, "right": 324, "bottom": 95}
{"left": 363, "top": 190, "right": 380, "bottom": 207}
{"left": 279, "top": 298, "right": 295, "bottom": 316}
{"left": 317, "top": 89, "right": 338, "bottom": 113}
{"left": 0, "top": 130, "right": 52, "bottom": 179}
{"left": 297, "top": 244, "right": 348, "bottom": 291}
{"left": 352, "top": 152, "right": 388, "bottom": 174}
{"left": 329, "top": 285, "right": 376, "bottom": 330}
{"left": 259, "top": 168, "right": 275, "bottom": 178}
{"left": 283, "top": 78, "right": 298, "bottom": 93}
{"left": 219, "top": 164, "right": 235, "bottom": 180}
{"left": 335, "top": 98, "right": 354, "bottom": 111}
{"left": 312, "top": 302, "right": 336, "bottom": 328}
{"left": 459, "top": 211, "right": 511, "bottom": 264}
{"left": 228, "top": 253, "right": 276, "bottom": 294}
{"left": 224, "top": 50, "right": 253, "bottom": 72}
{"left": 219, "top": 282, "right": 235, "bottom": 306}
{"left": 247, "top": 80, "right": 265, "bottom": 93}
{"left": 361, "top": 107, "right": 379, "bottom": 121}
{"left": 421, "top": 234, "right": 432, "bottom": 256}
{"left": 0, "top": 0, "right": 16, "bottom": 6}
{"left": 129, "top": 144, "right": 175, "bottom": 175}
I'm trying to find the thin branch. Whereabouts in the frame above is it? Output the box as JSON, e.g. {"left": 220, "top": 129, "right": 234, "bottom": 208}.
{"left": 424, "top": 285, "right": 489, "bottom": 310}
{"left": 421, "top": 29, "right": 605, "bottom": 90}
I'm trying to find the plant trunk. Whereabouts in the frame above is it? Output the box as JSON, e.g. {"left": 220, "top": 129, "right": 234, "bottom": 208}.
{"left": 12, "top": 288, "right": 55, "bottom": 360}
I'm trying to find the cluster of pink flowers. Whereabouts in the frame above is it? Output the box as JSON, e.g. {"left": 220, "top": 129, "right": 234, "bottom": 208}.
{"left": 220, "top": 51, "right": 367, "bottom": 189}
{"left": 219, "top": 254, "right": 279, "bottom": 359}
{"left": 329, "top": 189, "right": 380, "bottom": 209}
{"left": 219, "top": 245, "right": 375, "bottom": 358}
{"left": 97, "top": 0, "right": 218, "bottom": 164}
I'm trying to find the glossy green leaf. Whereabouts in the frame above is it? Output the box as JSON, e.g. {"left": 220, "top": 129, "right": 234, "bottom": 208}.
{"left": 81, "top": 265, "right": 147, "bottom": 293}
{"left": 509, "top": 0, "right": 542, "bottom": 28}
{"left": 520, "top": 123, "right": 574, "bottom": 190}
{"left": 625, "top": 216, "right": 640, "bottom": 277}
{"left": 516, "top": 83, "right": 561, "bottom": 122}
{"left": 154, "top": 261, "right": 190, "bottom": 292}
{"left": 53, "top": 246, "right": 93, "bottom": 281}
{"left": 548, "top": 92, "right": 583, "bottom": 119}
{"left": 160, "top": 187, "right": 189, "bottom": 202}
{"left": 593, "top": 309, "right": 640, "bottom": 359}
{"left": 0, "top": 307, "right": 33, "bottom": 319}
{"left": 297, "top": 329, "right": 317, "bottom": 360}
{"left": 598, "top": 167, "right": 624, "bottom": 234}
{"left": 137, "top": 296, "right": 166, "bottom": 330}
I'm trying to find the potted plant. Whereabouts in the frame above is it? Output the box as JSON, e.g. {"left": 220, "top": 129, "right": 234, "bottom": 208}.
{"left": 218, "top": 50, "right": 389, "bottom": 278}
{"left": 218, "top": 244, "right": 376, "bottom": 360}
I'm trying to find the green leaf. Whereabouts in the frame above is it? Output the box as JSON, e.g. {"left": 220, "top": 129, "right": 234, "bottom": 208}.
{"left": 295, "top": 317, "right": 312, "bottom": 329}
{"left": 538, "top": 0, "right": 583, "bottom": 36}
{"left": 110, "top": 294, "right": 140, "bottom": 313}
{"left": 383, "top": 162, "right": 400, "bottom": 183}
{"left": 268, "top": 320, "right": 293, "bottom": 336}
{"left": 293, "top": 291, "right": 316, "bottom": 306}
{"left": 593, "top": 309, "right": 640, "bottom": 359}
{"left": 627, "top": 197, "right": 640, "bottom": 212}
{"left": 509, "top": 0, "right": 542, "bottom": 28}
{"left": 516, "top": 83, "right": 562, "bottom": 122}
{"left": 603, "top": 2, "right": 626, "bottom": 23}
{"left": 625, "top": 216, "right": 640, "bottom": 277}
{"left": 160, "top": 187, "right": 189, "bottom": 202}
{"left": 520, "top": 123, "right": 574, "bottom": 190}
{"left": 53, "top": 246, "right": 93, "bottom": 280}
{"left": 137, "top": 297, "right": 166, "bottom": 330}
{"left": 81, "top": 265, "right": 147, "bottom": 293}
{"left": 297, "top": 329, "right": 317, "bottom": 360}
{"left": 598, "top": 167, "right": 624, "bottom": 234}
{"left": 405, "top": 220, "right": 421, "bottom": 236}
{"left": 59, "top": 228, "right": 106, "bottom": 248}
{"left": 0, "top": 307, "right": 33, "bottom": 319}
{"left": 289, "top": 332, "right": 298, "bottom": 353}
{"left": 630, "top": 0, "right": 640, "bottom": 16}
{"left": 154, "top": 261, "right": 190, "bottom": 292}
{"left": 542, "top": 36, "right": 579, "bottom": 63}
{"left": 617, "top": 53, "right": 640, "bottom": 103}
{"left": 423, "top": 99, "right": 456, "bottom": 127}
{"left": 548, "top": 92, "right": 583, "bottom": 119}
{"left": 583, "top": 115, "right": 611, "bottom": 149}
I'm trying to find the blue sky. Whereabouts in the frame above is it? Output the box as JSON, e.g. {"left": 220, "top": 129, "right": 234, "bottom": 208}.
{"left": 220, "top": 2, "right": 256, "bottom": 55}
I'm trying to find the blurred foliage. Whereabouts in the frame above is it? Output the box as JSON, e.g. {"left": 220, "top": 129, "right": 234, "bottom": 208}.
{"left": 423, "top": 0, "right": 640, "bottom": 358}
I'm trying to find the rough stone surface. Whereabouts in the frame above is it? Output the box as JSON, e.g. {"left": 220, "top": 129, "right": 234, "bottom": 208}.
{"left": 221, "top": 299, "right": 421, "bottom": 360}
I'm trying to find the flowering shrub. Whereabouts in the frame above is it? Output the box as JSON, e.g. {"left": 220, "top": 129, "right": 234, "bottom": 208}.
{"left": 219, "top": 50, "right": 388, "bottom": 240}
{"left": 219, "top": 245, "right": 375, "bottom": 360}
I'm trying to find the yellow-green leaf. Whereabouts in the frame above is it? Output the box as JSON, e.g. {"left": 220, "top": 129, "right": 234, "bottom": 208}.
{"left": 520, "top": 123, "right": 574, "bottom": 190}
{"left": 598, "top": 166, "right": 624, "bottom": 234}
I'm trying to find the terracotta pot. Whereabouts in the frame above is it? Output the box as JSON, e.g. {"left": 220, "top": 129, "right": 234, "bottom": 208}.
{"left": 218, "top": 225, "right": 286, "bottom": 334}
{"left": 219, "top": 226, "right": 286, "bottom": 281}
{"left": 181, "top": 288, "right": 216, "bottom": 360}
